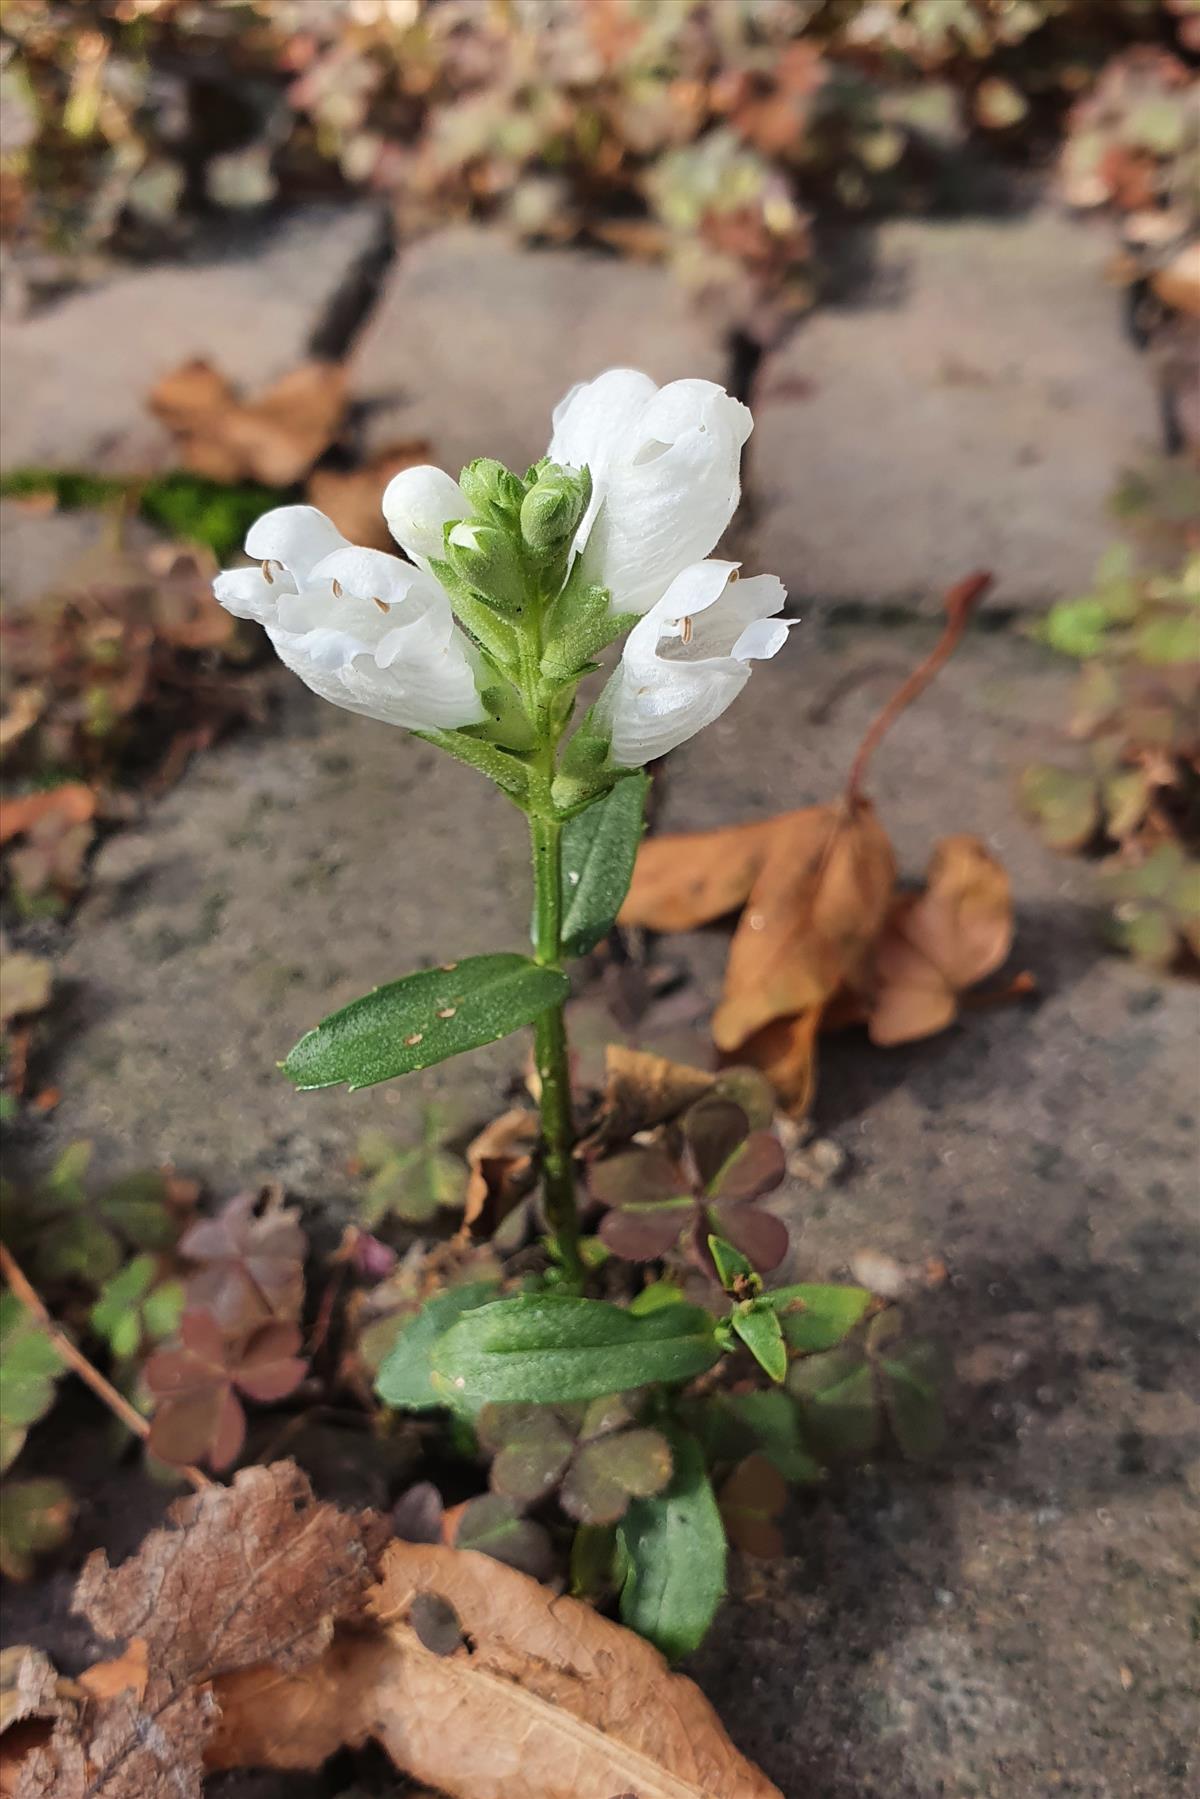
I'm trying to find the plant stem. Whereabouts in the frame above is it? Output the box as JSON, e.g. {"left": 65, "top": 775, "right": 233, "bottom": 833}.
{"left": 529, "top": 807, "right": 583, "bottom": 1282}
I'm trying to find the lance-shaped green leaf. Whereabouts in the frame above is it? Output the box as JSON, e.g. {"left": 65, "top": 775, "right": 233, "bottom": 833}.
{"left": 560, "top": 771, "right": 649, "bottom": 959}
{"left": 430, "top": 1294, "right": 720, "bottom": 1405}
{"left": 282, "top": 954, "right": 570, "bottom": 1092}
{"left": 764, "top": 1282, "right": 873, "bottom": 1353}
{"left": 375, "top": 1281, "right": 500, "bottom": 1412}
{"left": 617, "top": 1429, "right": 726, "bottom": 1660}
{"left": 730, "top": 1301, "right": 788, "bottom": 1383}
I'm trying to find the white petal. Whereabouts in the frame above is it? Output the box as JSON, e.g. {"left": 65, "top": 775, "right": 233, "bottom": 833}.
{"left": 603, "top": 559, "right": 788, "bottom": 765}
{"left": 382, "top": 465, "right": 468, "bottom": 570}
{"left": 244, "top": 505, "right": 348, "bottom": 582}
{"left": 264, "top": 544, "right": 483, "bottom": 732}
{"left": 579, "top": 381, "right": 753, "bottom": 613}
{"left": 213, "top": 565, "right": 282, "bottom": 626}
{"left": 548, "top": 368, "right": 660, "bottom": 477}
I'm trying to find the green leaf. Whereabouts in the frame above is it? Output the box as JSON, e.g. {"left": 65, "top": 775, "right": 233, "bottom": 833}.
{"left": 766, "top": 1283, "right": 873, "bottom": 1353}
{"left": 719, "top": 1389, "right": 823, "bottom": 1484}
{"left": 617, "top": 1429, "right": 726, "bottom": 1660}
{"left": 430, "top": 1295, "right": 720, "bottom": 1405}
{"left": 787, "top": 1346, "right": 879, "bottom": 1462}
{"left": 559, "top": 773, "right": 649, "bottom": 959}
{"left": 0, "top": 1477, "right": 75, "bottom": 1580}
{"left": 356, "top": 1114, "right": 468, "bottom": 1226}
{"left": 375, "top": 1281, "right": 500, "bottom": 1412}
{"left": 283, "top": 954, "right": 570, "bottom": 1092}
{"left": 707, "top": 1234, "right": 758, "bottom": 1294}
{"left": 89, "top": 1256, "right": 183, "bottom": 1361}
{"left": 0, "top": 1295, "right": 66, "bottom": 1474}
{"left": 731, "top": 1302, "right": 787, "bottom": 1382}
{"left": 1018, "top": 764, "right": 1099, "bottom": 853}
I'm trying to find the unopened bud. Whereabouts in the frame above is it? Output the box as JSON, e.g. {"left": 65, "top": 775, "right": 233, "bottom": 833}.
{"left": 520, "top": 463, "right": 591, "bottom": 558}
{"left": 445, "top": 519, "right": 526, "bottom": 609}
{"left": 458, "top": 458, "right": 525, "bottom": 524}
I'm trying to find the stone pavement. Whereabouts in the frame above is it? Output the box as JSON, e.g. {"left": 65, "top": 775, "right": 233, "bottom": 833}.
{"left": 2, "top": 207, "right": 1196, "bottom": 1798}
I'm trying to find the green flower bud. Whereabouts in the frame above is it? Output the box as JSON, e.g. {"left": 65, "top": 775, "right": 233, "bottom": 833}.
{"left": 458, "top": 458, "right": 526, "bottom": 524}
{"left": 520, "top": 463, "right": 592, "bottom": 558}
{"left": 445, "top": 519, "right": 527, "bottom": 611}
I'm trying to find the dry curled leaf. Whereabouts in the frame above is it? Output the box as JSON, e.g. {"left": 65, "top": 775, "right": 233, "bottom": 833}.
{"left": 0, "top": 785, "right": 95, "bottom": 849}
{"left": 149, "top": 357, "right": 347, "bottom": 486}
{"left": 460, "top": 1108, "right": 539, "bottom": 1239}
{"left": 592, "top": 1043, "right": 715, "bottom": 1145}
{"left": 864, "top": 834, "right": 1014, "bottom": 1045}
{"left": 10, "top": 1462, "right": 387, "bottom": 1799}
{"left": 209, "top": 1538, "right": 783, "bottom": 1799}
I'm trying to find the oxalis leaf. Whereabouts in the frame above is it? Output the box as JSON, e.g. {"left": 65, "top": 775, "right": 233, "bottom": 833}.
{"left": 560, "top": 772, "right": 649, "bottom": 958}
{"left": 617, "top": 1428, "right": 727, "bottom": 1661}
{"left": 282, "top": 954, "right": 569, "bottom": 1092}
{"left": 430, "top": 1294, "right": 721, "bottom": 1405}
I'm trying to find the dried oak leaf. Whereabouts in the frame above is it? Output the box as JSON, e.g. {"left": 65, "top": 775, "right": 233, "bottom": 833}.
{"left": 12, "top": 1462, "right": 387, "bottom": 1799}
{"left": 863, "top": 834, "right": 1014, "bottom": 1046}
{"left": 148, "top": 357, "right": 347, "bottom": 487}
{"left": 144, "top": 1311, "right": 307, "bottom": 1472}
{"left": 179, "top": 1184, "right": 306, "bottom": 1328}
{"left": 208, "top": 1537, "right": 783, "bottom": 1799}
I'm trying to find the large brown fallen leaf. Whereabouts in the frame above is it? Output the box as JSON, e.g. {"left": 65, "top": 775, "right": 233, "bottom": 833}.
{"left": 209, "top": 1538, "right": 783, "bottom": 1799}
{"left": 864, "top": 834, "right": 1014, "bottom": 1045}
{"left": 12, "top": 1461, "right": 387, "bottom": 1799}
{"left": 148, "top": 357, "right": 347, "bottom": 486}
{"left": 620, "top": 574, "right": 994, "bottom": 1113}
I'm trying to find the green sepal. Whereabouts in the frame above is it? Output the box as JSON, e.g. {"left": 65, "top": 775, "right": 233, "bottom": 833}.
{"left": 541, "top": 576, "right": 635, "bottom": 685}
{"left": 428, "top": 555, "right": 522, "bottom": 672}
{"left": 281, "top": 954, "right": 569, "bottom": 1092}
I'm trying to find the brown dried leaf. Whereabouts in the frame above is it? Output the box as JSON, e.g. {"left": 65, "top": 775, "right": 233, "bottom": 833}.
{"left": 621, "top": 817, "right": 777, "bottom": 934}
{"left": 593, "top": 1044, "right": 715, "bottom": 1144}
{"left": 11, "top": 1464, "right": 387, "bottom": 1799}
{"left": 209, "top": 1538, "right": 783, "bottom": 1799}
{"left": 866, "top": 835, "right": 1013, "bottom": 1046}
{"left": 149, "top": 358, "right": 348, "bottom": 486}
{"left": 460, "top": 1108, "right": 539, "bottom": 1239}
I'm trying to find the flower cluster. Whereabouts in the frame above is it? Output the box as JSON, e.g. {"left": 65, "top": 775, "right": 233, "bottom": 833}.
{"left": 214, "top": 369, "right": 789, "bottom": 788}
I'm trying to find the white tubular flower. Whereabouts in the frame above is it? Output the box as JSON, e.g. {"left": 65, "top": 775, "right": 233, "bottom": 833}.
{"left": 213, "top": 506, "right": 485, "bottom": 733}
{"left": 382, "top": 465, "right": 469, "bottom": 571}
{"left": 547, "top": 368, "right": 752, "bottom": 614}
{"left": 601, "top": 560, "right": 790, "bottom": 766}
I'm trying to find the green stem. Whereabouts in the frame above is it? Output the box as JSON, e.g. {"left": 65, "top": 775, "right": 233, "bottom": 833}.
{"left": 529, "top": 805, "right": 582, "bottom": 1283}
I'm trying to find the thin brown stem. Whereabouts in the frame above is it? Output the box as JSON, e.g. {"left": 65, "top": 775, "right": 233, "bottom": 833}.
{"left": 844, "top": 571, "right": 993, "bottom": 804}
{"left": 0, "top": 1240, "right": 214, "bottom": 1492}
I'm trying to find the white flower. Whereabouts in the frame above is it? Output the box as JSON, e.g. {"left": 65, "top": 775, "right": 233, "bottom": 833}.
{"left": 213, "top": 505, "right": 485, "bottom": 732}
{"left": 548, "top": 368, "right": 753, "bottom": 614}
{"left": 381, "top": 465, "right": 469, "bottom": 571}
{"left": 600, "top": 560, "right": 790, "bottom": 766}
